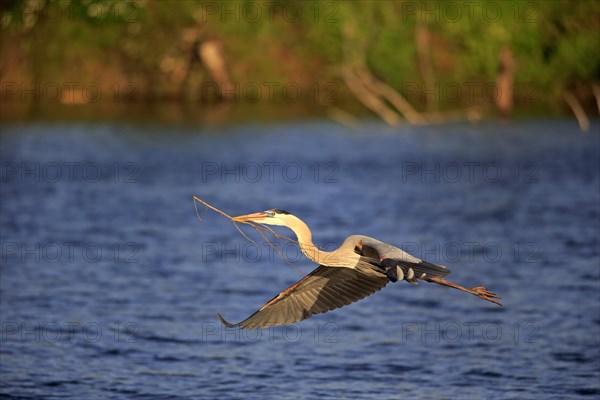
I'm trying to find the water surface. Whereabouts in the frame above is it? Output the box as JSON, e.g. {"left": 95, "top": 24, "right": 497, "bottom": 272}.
{"left": 1, "top": 120, "right": 599, "bottom": 399}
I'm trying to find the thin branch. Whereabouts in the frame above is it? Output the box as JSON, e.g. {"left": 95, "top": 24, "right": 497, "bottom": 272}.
{"left": 342, "top": 67, "right": 402, "bottom": 126}
{"left": 328, "top": 107, "right": 360, "bottom": 128}
{"left": 564, "top": 91, "right": 589, "bottom": 132}
{"left": 192, "top": 196, "right": 306, "bottom": 276}
{"left": 356, "top": 69, "right": 426, "bottom": 125}
{"left": 592, "top": 84, "right": 600, "bottom": 114}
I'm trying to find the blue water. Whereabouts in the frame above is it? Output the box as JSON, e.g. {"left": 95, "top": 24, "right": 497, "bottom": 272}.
{"left": 1, "top": 120, "right": 599, "bottom": 399}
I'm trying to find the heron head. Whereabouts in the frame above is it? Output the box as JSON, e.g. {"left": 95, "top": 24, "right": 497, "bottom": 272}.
{"left": 232, "top": 209, "right": 292, "bottom": 226}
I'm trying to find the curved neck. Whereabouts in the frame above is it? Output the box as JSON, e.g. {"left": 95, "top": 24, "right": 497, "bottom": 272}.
{"left": 285, "top": 216, "right": 340, "bottom": 266}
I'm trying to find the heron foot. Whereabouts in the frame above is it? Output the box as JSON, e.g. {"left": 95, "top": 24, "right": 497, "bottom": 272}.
{"left": 419, "top": 276, "right": 502, "bottom": 306}
{"left": 469, "top": 285, "right": 502, "bottom": 306}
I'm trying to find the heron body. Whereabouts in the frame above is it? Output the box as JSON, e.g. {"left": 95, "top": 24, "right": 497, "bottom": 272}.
{"left": 217, "top": 209, "right": 501, "bottom": 329}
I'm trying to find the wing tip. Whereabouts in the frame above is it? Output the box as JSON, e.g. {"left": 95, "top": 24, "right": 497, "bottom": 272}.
{"left": 216, "top": 312, "right": 239, "bottom": 328}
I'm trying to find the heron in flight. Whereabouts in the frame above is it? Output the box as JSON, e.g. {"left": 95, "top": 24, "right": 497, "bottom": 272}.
{"left": 217, "top": 209, "right": 501, "bottom": 329}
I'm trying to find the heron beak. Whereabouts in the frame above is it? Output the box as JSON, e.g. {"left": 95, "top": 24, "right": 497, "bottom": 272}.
{"left": 232, "top": 212, "right": 268, "bottom": 223}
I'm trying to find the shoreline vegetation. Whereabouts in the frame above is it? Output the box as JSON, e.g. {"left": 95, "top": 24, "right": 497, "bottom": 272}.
{"left": 1, "top": 1, "right": 599, "bottom": 128}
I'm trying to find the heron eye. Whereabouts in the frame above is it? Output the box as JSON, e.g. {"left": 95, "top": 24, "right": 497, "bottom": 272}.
{"left": 265, "top": 211, "right": 275, "bottom": 217}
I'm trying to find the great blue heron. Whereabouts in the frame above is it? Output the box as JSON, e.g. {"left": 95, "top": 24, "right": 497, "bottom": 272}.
{"left": 217, "top": 209, "right": 501, "bottom": 329}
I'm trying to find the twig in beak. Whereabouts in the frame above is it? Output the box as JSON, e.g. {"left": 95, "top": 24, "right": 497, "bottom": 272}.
{"left": 192, "top": 196, "right": 305, "bottom": 276}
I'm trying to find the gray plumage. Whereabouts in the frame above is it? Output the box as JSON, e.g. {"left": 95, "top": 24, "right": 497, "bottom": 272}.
{"left": 217, "top": 212, "right": 451, "bottom": 329}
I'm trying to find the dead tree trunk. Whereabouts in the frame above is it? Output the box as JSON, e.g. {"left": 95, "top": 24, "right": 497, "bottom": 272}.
{"left": 496, "top": 46, "right": 515, "bottom": 118}
{"left": 198, "top": 40, "right": 234, "bottom": 101}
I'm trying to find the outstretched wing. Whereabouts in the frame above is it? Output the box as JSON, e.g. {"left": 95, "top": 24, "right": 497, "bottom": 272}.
{"left": 217, "top": 265, "right": 389, "bottom": 329}
{"left": 355, "top": 236, "right": 451, "bottom": 280}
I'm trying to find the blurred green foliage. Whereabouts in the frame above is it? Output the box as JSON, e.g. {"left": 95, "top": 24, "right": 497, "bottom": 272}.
{"left": 1, "top": 0, "right": 599, "bottom": 113}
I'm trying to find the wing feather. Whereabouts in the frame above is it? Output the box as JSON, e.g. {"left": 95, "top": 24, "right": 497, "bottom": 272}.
{"left": 217, "top": 265, "right": 388, "bottom": 329}
{"left": 355, "top": 236, "right": 451, "bottom": 279}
